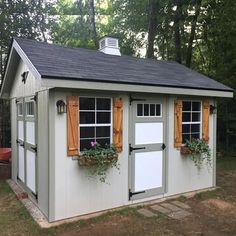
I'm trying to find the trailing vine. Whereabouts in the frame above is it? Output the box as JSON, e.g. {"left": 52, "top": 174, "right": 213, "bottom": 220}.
{"left": 185, "top": 138, "right": 212, "bottom": 170}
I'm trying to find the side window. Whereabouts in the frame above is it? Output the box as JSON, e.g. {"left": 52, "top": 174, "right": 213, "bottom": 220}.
{"left": 79, "top": 97, "right": 112, "bottom": 151}
{"left": 25, "top": 102, "right": 34, "bottom": 117}
{"left": 17, "top": 103, "right": 23, "bottom": 116}
{"left": 182, "top": 101, "right": 201, "bottom": 143}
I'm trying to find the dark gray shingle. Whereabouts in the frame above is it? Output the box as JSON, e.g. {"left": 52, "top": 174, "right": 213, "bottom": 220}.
{"left": 15, "top": 37, "right": 232, "bottom": 92}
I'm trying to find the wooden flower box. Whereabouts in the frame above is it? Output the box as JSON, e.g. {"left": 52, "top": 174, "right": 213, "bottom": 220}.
{"left": 180, "top": 146, "right": 191, "bottom": 155}
{"left": 78, "top": 154, "right": 118, "bottom": 166}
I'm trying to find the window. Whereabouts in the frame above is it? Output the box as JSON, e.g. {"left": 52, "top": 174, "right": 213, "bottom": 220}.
{"left": 182, "top": 101, "right": 201, "bottom": 143}
{"left": 137, "top": 103, "right": 162, "bottom": 117}
{"left": 17, "top": 103, "right": 23, "bottom": 116}
{"left": 25, "top": 102, "right": 34, "bottom": 116}
{"left": 79, "top": 97, "right": 112, "bottom": 151}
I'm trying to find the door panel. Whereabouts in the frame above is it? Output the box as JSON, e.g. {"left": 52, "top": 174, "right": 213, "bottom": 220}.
{"left": 135, "top": 122, "right": 163, "bottom": 145}
{"left": 134, "top": 151, "right": 163, "bottom": 192}
{"left": 26, "top": 150, "right": 36, "bottom": 193}
{"left": 18, "top": 145, "right": 25, "bottom": 182}
{"left": 26, "top": 121, "right": 35, "bottom": 145}
{"left": 129, "top": 98, "right": 166, "bottom": 200}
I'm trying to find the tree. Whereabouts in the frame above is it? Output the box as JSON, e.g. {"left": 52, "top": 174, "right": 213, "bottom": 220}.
{"left": 146, "top": 0, "right": 159, "bottom": 58}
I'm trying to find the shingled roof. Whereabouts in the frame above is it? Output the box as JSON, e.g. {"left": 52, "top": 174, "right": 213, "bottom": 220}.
{"left": 13, "top": 37, "right": 233, "bottom": 92}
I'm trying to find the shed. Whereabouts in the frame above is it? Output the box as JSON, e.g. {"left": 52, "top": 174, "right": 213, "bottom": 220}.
{"left": 0, "top": 36, "right": 233, "bottom": 222}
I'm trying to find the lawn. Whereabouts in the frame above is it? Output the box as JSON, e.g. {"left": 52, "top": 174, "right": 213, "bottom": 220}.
{"left": 0, "top": 156, "right": 236, "bottom": 236}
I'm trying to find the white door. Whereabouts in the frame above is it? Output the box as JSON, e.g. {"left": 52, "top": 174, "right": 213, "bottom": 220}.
{"left": 129, "top": 97, "right": 166, "bottom": 200}
{"left": 17, "top": 96, "right": 37, "bottom": 196}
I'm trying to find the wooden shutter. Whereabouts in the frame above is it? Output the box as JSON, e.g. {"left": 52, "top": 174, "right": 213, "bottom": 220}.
{"left": 113, "top": 97, "right": 123, "bottom": 153}
{"left": 67, "top": 96, "right": 79, "bottom": 156}
{"left": 202, "top": 100, "right": 210, "bottom": 142}
{"left": 174, "top": 100, "right": 183, "bottom": 147}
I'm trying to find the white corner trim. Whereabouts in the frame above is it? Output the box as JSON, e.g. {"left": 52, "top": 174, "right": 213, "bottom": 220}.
{"left": 41, "top": 78, "right": 234, "bottom": 98}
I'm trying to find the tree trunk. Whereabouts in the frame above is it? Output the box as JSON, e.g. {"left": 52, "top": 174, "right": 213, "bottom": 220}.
{"left": 186, "top": 0, "right": 202, "bottom": 68}
{"left": 173, "top": 0, "right": 182, "bottom": 63}
{"left": 90, "top": 0, "right": 98, "bottom": 48}
{"left": 146, "top": 0, "right": 159, "bottom": 58}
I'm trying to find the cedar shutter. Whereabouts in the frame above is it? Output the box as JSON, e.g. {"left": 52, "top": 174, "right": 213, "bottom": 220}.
{"left": 113, "top": 97, "right": 123, "bottom": 153}
{"left": 67, "top": 96, "right": 79, "bottom": 156}
{"left": 202, "top": 100, "right": 210, "bottom": 142}
{"left": 174, "top": 100, "right": 183, "bottom": 147}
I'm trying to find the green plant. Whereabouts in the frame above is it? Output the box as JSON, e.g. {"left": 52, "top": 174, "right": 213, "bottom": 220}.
{"left": 78, "top": 142, "right": 120, "bottom": 183}
{"left": 185, "top": 138, "right": 212, "bottom": 170}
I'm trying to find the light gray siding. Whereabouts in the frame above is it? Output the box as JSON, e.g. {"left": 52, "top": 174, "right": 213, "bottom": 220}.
{"left": 10, "top": 59, "right": 44, "bottom": 99}
{"left": 37, "top": 90, "right": 49, "bottom": 218}
{"left": 48, "top": 90, "right": 216, "bottom": 222}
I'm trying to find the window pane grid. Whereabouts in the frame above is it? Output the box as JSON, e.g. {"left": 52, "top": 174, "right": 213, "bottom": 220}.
{"left": 182, "top": 101, "right": 202, "bottom": 143}
{"left": 137, "top": 103, "right": 162, "bottom": 117}
{"left": 79, "top": 97, "right": 112, "bottom": 151}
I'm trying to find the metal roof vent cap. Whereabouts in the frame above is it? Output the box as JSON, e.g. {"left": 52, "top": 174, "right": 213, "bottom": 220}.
{"left": 99, "top": 35, "right": 121, "bottom": 56}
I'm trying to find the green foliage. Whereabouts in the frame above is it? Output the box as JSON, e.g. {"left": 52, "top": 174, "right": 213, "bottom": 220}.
{"left": 185, "top": 138, "right": 212, "bottom": 170}
{"left": 78, "top": 142, "right": 120, "bottom": 183}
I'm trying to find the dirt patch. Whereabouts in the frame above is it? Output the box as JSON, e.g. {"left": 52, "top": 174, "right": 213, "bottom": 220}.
{"left": 200, "top": 198, "right": 236, "bottom": 211}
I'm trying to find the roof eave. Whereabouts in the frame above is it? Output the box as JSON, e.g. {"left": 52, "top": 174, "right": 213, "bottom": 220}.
{"left": 41, "top": 78, "right": 234, "bottom": 98}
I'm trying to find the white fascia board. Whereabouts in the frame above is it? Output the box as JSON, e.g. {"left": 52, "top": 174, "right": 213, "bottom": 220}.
{"left": 41, "top": 78, "right": 234, "bottom": 98}
{"left": 13, "top": 40, "right": 41, "bottom": 80}
{"left": 0, "top": 46, "right": 14, "bottom": 98}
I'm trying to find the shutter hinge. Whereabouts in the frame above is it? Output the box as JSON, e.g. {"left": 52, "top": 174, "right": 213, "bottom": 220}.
{"left": 16, "top": 99, "right": 19, "bottom": 104}
{"left": 129, "top": 96, "right": 146, "bottom": 105}
{"left": 129, "top": 189, "right": 145, "bottom": 200}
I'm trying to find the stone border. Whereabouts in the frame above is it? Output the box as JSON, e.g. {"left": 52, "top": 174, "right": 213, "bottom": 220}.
{"left": 7, "top": 179, "right": 218, "bottom": 228}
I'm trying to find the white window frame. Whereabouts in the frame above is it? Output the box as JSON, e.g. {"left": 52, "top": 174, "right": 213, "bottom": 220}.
{"left": 182, "top": 100, "right": 202, "bottom": 143}
{"left": 136, "top": 103, "right": 162, "bottom": 117}
{"left": 17, "top": 102, "right": 23, "bottom": 117}
{"left": 25, "top": 101, "right": 35, "bottom": 117}
{"left": 79, "top": 96, "right": 113, "bottom": 151}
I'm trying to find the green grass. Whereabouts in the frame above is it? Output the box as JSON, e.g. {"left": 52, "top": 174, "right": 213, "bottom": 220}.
{"left": 217, "top": 156, "right": 236, "bottom": 171}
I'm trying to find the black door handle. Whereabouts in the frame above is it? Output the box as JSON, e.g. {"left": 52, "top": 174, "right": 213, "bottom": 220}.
{"left": 129, "top": 144, "right": 146, "bottom": 154}
{"left": 20, "top": 143, "right": 24, "bottom": 147}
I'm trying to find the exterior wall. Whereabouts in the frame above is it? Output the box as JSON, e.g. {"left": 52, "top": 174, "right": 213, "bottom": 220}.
{"left": 37, "top": 90, "right": 49, "bottom": 218}
{"left": 10, "top": 59, "right": 44, "bottom": 99}
{"left": 9, "top": 59, "right": 49, "bottom": 218}
{"left": 164, "top": 96, "right": 215, "bottom": 197}
{"left": 49, "top": 89, "right": 216, "bottom": 222}
{"left": 48, "top": 90, "right": 129, "bottom": 221}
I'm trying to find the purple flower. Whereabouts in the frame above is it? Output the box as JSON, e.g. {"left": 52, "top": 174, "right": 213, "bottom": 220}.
{"left": 91, "top": 141, "right": 98, "bottom": 147}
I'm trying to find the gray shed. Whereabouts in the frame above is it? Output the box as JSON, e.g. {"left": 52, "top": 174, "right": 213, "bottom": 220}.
{"left": 0, "top": 36, "right": 233, "bottom": 222}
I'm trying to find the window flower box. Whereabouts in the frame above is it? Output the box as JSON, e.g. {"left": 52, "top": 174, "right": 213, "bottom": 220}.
{"left": 78, "top": 154, "right": 118, "bottom": 166}
{"left": 78, "top": 142, "right": 120, "bottom": 183}
{"left": 180, "top": 146, "right": 191, "bottom": 155}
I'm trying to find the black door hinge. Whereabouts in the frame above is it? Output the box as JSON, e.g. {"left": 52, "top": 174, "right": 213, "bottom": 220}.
{"left": 129, "top": 144, "right": 146, "bottom": 155}
{"left": 129, "top": 189, "right": 145, "bottom": 200}
{"left": 31, "top": 95, "right": 37, "bottom": 102}
{"left": 162, "top": 143, "right": 166, "bottom": 150}
{"left": 129, "top": 96, "right": 146, "bottom": 105}
{"left": 16, "top": 99, "right": 19, "bottom": 104}
{"left": 31, "top": 146, "right": 37, "bottom": 153}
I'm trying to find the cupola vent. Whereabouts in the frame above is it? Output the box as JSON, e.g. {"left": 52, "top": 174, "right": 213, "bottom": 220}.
{"left": 99, "top": 35, "right": 121, "bottom": 56}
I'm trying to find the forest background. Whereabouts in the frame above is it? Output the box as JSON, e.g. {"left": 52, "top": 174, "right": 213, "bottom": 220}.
{"left": 0, "top": 0, "right": 235, "bottom": 151}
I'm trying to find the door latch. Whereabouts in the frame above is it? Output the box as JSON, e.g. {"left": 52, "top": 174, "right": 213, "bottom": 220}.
{"left": 162, "top": 143, "right": 166, "bottom": 150}
{"left": 129, "top": 144, "right": 146, "bottom": 155}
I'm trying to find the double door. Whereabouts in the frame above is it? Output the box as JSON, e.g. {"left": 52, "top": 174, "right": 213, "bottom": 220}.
{"left": 17, "top": 96, "right": 37, "bottom": 196}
